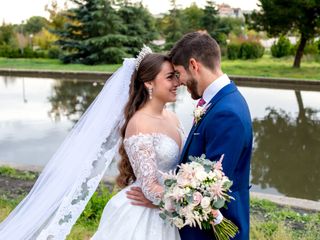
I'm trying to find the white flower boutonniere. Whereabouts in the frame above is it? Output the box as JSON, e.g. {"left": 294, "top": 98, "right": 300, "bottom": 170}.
{"left": 193, "top": 103, "right": 211, "bottom": 125}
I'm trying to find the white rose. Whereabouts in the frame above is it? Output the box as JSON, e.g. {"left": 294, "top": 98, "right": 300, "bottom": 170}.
{"left": 173, "top": 217, "right": 184, "bottom": 229}
{"left": 201, "top": 197, "right": 211, "bottom": 209}
{"left": 190, "top": 179, "right": 199, "bottom": 188}
{"left": 195, "top": 170, "right": 207, "bottom": 182}
{"left": 194, "top": 106, "right": 204, "bottom": 115}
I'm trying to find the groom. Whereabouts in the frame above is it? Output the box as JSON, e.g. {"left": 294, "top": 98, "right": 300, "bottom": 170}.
{"left": 127, "top": 32, "right": 253, "bottom": 240}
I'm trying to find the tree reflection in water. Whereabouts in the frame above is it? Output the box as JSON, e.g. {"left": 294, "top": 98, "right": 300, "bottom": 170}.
{"left": 252, "top": 103, "right": 320, "bottom": 201}
{"left": 48, "top": 81, "right": 320, "bottom": 201}
{"left": 48, "top": 80, "right": 103, "bottom": 123}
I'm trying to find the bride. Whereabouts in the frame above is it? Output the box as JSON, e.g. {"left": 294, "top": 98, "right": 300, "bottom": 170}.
{"left": 92, "top": 51, "right": 182, "bottom": 240}
{"left": 0, "top": 47, "right": 183, "bottom": 239}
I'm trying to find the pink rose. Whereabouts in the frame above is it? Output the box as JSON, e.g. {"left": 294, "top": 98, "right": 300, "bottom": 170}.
{"left": 164, "top": 199, "right": 175, "bottom": 212}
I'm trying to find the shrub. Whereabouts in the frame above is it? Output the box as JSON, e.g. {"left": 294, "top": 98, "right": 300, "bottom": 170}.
{"left": 0, "top": 45, "right": 20, "bottom": 58}
{"left": 271, "top": 36, "right": 292, "bottom": 58}
{"left": 48, "top": 47, "right": 62, "bottom": 59}
{"left": 240, "top": 41, "right": 264, "bottom": 59}
{"left": 227, "top": 41, "right": 264, "bottom": 60}
{"left": 227, "top": 43, "right": 241, "bottom": 60}
{"left": 304, "top": 41, "right": 319, "bottom": 55}
{"left": 77, "top": 184, "right": 116, "bottom": 225}
{"left": 0, "top": 45, "right": 50, "bottom": 58}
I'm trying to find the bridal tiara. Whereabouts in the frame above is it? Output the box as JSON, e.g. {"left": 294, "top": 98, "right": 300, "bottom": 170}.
{"left": 135, "top": 45, "right": 153, "bottom": 70}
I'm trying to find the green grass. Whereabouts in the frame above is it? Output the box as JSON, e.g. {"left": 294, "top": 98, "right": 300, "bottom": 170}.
{"left": 0, "top": 166, "right": 38, "bottom": 181}
{"left": 0, "top": 188, "right": 319, "bottom": 239}
{"left": 250, "top": 198, "right": 320, "bottom": 240}
{"left": 0, "top": 58, "right": 120, "bottom": 73}
{"left": 0, "top": 54, "right": 320, "bottom": 80}
{"left": 221, "top": 55, "right": 320, "bottom": 80}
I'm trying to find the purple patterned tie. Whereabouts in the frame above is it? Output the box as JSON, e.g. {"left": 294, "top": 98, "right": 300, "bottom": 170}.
{"left": 197, "top": 98, "right": 206, "bottom": 107}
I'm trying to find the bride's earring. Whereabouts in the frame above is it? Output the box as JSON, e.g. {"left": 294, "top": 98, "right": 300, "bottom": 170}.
{"left": 148, "top": 88, "right": 153, "bottom": 100}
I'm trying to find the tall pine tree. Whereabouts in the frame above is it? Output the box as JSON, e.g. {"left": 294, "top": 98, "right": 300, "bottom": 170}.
{"left": 161, "top": 0, "right": 183, "bottom": 49}
{"left": 201, "top": 1, "right": 219, "bottom": 37}
{"left": 55, "top": 0, "right": 157, "bottom": 64}
{"left": 117, "top": 1, "right": 158, "bottom": 55}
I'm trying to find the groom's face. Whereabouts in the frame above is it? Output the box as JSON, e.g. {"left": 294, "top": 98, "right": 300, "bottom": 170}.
{"left": 173, "top": 65, "right": 201, "bottom": 100}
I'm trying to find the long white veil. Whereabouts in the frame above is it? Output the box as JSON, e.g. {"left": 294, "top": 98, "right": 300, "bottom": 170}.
{"left": 0, "top": 58, "right": 136, "bottom": 239}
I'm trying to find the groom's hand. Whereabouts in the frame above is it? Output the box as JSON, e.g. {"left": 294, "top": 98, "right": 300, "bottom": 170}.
{"left": 126, "top": 186, "right": 157, "bottom": 209}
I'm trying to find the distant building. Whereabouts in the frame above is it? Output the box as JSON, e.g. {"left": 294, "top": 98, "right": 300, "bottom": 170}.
{"left": 217, "top": 3, "right": 251, "bottom": 18}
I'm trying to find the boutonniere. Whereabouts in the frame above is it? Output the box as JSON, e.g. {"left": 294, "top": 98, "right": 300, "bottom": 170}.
{"left": 193, "top": 103, "right": 211, "bottom": 125}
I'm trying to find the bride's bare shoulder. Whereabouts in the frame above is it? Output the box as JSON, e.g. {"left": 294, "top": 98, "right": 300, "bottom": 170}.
{"left": 125, "top": 112, "right": 156, "bottom": 137}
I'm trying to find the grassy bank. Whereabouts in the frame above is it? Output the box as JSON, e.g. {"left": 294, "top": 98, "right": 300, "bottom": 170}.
{"left": 0, "top": 167, "right": 319, "bottom": 239}
{"left": 0, "top": 58, "right": 120, "bottom": 73}
{"left": 222, "top": 55, "right": 320, "bottom": 80}
{"left": 0, "top": 188, "right": 319, "bottom": 240}
{"left": 0, "top": 55, "right": 320, "bottom": 80}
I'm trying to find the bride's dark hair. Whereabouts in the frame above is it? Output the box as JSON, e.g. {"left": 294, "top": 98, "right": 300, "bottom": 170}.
{"left": 116, "top": 53, "right": 170, "bottom": 188}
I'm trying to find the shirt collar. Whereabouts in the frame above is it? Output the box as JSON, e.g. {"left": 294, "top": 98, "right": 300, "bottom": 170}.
{"left": 202, "top": 74, "right": 231, "bottom": 104}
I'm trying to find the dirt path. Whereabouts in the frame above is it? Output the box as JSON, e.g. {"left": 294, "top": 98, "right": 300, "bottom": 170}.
{"left": 0, "top": 175, "right": 35, "bottom": 199}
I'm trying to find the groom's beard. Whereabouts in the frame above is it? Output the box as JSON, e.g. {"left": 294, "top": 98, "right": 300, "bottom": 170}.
{"left": 186, "top": 76, "right": 201, "bottom": 100}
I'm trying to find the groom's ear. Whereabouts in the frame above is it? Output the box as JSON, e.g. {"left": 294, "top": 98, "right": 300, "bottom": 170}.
{"left": 189, "top": 58, "right": 199, "bottom": 72}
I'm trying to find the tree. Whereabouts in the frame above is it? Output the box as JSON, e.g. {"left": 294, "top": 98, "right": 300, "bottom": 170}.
{"left": 45, "top": 0, "right": 69, "bottom": 31}
{"left": 117, "top": 1, "right": 158, "bottom": 55}
{"left": 55, "top": 0, "right": 158, "bottom": 64}
{"left": 181, "top": 3, "right": 204, "bottom": 32}
{"left": 160, "top": 0, "right": 183, "bottom": 49}
{"left": 33, "top": 29, "right": 58, "bottom": 50}
{"left": 48, "top": 80, "right": 102, "bottom": 123}
{"left": 55, "top": 0, "right": 125, "bottom": 64}
{"left": 271, "top": 35, "right": 292, "bottom": 58}
{"left": 201, "top": 1, "right": 219, "bottom": 36}
{"left": 246, "top": 0, "right": 320, "bottom": 68}
{"left": 24, "top": 16, "right": 49, "bottom": 34}
{"left": 0, "top": 22, "right": 15, "bottom": 45}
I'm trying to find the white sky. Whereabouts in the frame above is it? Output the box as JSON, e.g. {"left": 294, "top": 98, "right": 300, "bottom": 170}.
{"left": 0, "top": 0, "right": 259, "bottom": 24}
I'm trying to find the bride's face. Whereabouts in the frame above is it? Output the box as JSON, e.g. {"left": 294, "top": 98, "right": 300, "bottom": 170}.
{"left": 151, "top": 61, "right": 180, "bottom": 103}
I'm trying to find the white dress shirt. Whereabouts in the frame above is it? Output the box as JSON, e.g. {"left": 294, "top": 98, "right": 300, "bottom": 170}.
{"left": 202, "top": 74, "right": 231, "bottom": 107}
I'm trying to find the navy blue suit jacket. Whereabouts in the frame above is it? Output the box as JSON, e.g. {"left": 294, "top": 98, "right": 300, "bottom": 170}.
{"left": 179, "top": 82, "right": 253, "bottom": 240}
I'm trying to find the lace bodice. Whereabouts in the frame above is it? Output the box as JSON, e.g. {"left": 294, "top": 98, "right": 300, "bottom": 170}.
{"left": 124, "top": 129, "right": 184, "bottom": 205}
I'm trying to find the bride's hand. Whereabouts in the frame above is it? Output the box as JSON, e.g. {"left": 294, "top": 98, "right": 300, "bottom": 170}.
{"left": 126, "top": 186, "right": 158, "bottom": 209}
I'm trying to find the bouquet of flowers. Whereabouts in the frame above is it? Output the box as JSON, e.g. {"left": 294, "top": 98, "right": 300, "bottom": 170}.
{"left": 159, "top": 154, "right": 238, "bottom": 240}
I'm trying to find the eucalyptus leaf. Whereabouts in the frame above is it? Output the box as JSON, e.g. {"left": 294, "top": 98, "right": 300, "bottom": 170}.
{"left": 213, "top": 198, "right": 225, "bottom": 209}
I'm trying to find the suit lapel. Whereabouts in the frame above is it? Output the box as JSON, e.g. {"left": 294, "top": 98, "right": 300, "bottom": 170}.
{"left": 179, "top": 82, "right": 238, "bottom": 163}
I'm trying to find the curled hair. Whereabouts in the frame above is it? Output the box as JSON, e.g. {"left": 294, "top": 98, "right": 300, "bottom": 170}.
{"left": 116, "top": 53, "right": 170, "bottom": 188}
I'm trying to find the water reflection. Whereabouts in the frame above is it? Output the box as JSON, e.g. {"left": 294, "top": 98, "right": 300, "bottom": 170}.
{"left": 1, "top": 76, "right": 320, "bottom": 201}
{"left": 48, "top": 80, "right": 103, "bottom": 123}
{"left": 252, "top": 106, "right": 320, "bottom": 201}
{"left": 46, "top": 81, "right": 320, "bottom": 200}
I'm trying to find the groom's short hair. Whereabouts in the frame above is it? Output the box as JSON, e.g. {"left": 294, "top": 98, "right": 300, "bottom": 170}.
{"left": 169, "top": 32, "right": 221, "bottom": 71}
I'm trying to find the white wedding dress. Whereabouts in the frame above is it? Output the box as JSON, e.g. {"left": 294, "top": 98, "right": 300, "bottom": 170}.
{"left": 91, "top": 127, "right": 184, "bottom": 240}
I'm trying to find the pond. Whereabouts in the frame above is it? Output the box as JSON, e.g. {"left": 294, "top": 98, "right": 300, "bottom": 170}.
{"left": 0, "top": 75, "right": 319, "bottom": 201}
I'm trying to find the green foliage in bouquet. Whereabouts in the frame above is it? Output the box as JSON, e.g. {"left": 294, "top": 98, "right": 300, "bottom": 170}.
{"left": 159, "top": 154, "right": 239, "bottom": 240}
